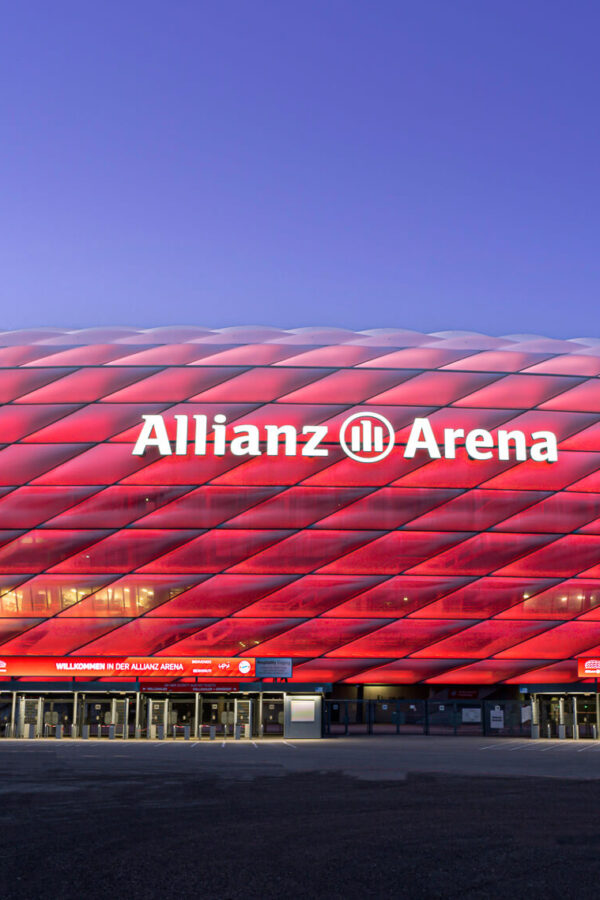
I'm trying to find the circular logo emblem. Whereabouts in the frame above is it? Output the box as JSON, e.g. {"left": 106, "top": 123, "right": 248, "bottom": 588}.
{"left": 238, "top": 659, "right": 252, "bottom": 675}
{"left": 339, "top": 411, "right": 395, "bottom": 463}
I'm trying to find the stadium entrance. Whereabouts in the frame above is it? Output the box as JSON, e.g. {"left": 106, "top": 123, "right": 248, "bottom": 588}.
{"left": 1, "top": 688, "right": 323, "bottom": 740}
{"left": 532, "top": 692, "right": 600, "bottom": 740}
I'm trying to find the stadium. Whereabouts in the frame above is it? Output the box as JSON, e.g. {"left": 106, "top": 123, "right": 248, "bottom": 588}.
{"left": 1, "top": 325, "right": 600, "bottom": 740}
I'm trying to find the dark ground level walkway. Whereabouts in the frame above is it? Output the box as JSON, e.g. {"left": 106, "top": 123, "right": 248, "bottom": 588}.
{"left": 2, "top": 738, "right": 600, "bottom": 898}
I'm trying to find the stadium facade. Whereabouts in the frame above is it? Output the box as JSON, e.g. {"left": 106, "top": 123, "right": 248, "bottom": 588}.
{"left": 2, "top": 325, "right": 600, "bottom": 740}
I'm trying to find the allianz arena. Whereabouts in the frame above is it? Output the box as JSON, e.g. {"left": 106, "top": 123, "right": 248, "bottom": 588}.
{"left": 2, "top": 325, "right": 600, "bottom": 740}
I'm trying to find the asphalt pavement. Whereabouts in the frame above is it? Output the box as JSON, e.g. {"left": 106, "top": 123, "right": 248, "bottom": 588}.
{"left": 3, "top": 736, "right": 600, "bottom": 898}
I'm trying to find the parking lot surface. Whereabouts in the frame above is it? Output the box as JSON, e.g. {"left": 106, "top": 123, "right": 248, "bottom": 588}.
{"left": 3, "top": 734, "right": 600, "bottom": 781}
{"left": 4, "top": 737, "right": 600, "bottom": 899}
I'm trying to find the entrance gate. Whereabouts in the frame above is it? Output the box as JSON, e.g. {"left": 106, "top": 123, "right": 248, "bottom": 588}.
{"left": 0, "top": 698, "right": 11, "bottom": 736}
{"left": 147, "top": 698, "right": 168, "bottom": 739}
{"left": 1, "top": 690, "right": 314, "bottom": 740}
{"left": 235, "top": 698, "right": 252, "bottom": 738}
{"left": 170, "top": 698, "right": 195, "bottom": 737}
{"left": 260, "top": 697, "right": 284, "bottom": 736}
{"left": 533, "top": 693, "right": 600, "bottom": 740}
{"left": 200, "top": 698, "right": 253, "bottom": 738}
{"left": 43, "top": 698, "right": 73, "bottom": 737}
{"left": 18, "top": 697, "right": 42, "bottom": 738}
{"left": 81, "top": 698, "right": 111, "bottom": 737}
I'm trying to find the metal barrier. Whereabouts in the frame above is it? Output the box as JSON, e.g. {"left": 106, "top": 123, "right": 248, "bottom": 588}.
{"left": 170, "top": 724, "right": 191, "bottom": 740}
{"left": 323, "top": 699, "right": 532, "bottom": 738}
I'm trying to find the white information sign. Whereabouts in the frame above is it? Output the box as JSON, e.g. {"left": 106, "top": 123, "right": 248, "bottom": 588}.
{"left": 490, "top": 707, "right": 505, "bottom": 729}
{"left": 290, "top": 699, "right": 315, "bottom": 723}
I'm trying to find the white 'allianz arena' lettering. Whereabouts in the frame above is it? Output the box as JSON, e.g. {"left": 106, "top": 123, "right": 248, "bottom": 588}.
{"left": 131, "top": 414, "right": 558, "bottom": 463}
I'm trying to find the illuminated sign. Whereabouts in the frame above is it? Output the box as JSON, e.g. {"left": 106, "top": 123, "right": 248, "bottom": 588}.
{"left": 578, "top": 658, "right": 600, "bottom": 677}
{"left": 0, "top": 657, "right": 256, "bottom": 678}
{"left": 256, "top": 658, "right": 293, "bottom": 678}
{"left": 132, "top": 413, "right": 558, "bottom": 463}
{"left": 140, "top": 683, "right": 240, "bottom": 693}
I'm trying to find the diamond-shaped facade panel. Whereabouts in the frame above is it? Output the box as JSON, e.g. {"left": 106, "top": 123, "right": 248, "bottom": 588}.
{"left": 1, "top": 327, "right": 600, "bottom": 685}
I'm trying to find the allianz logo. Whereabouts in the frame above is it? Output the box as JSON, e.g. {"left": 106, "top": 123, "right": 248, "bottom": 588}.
{"left": 132, "top": 412, "right": 558, "bottom": 464}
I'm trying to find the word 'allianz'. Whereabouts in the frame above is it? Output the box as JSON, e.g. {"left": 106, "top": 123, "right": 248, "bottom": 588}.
{"left": 132, "top": 414, "right": 558, "bottom": 462}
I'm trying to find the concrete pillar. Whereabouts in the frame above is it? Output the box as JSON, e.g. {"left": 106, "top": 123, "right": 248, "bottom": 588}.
{"left": 10, "top": 692, "right": 16, "bottom": 738}
{"left": 558, "top": 696, "right": 566, "bottom": 739}
{"left": 530, "top": 694, "right": 540, "bottom": 739}
{"left": 194, "top": 692, "right": 200, "bottom": 738}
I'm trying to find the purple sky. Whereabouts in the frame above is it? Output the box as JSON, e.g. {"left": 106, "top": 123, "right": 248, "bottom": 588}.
{"left": 1, "top": 1, "right": 599, "bottom": 337}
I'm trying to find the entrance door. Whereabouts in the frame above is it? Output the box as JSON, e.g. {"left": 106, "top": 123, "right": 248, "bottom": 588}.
{"left": 199, "top": 698, "right": 235, "bottom": 737}
{"left": 19, "top": 697, "right": 42, "bottom": 738}
{"left": 234, "top": 699, "right": 253, "bottom": 738}
{"left": 219, "top": 699, "right": 235, "bottom": 736}
{"left": 539, "top": 698, "right": 557, "bottom": 738}
{"left": 43, "top": 699, "right": 73, "bottom": 737}
{"left": 262, "top": 698, "right": 284, "bottom": 736}
{"left": 577, "top": 696, "right": 598, "bottom": 739}
{"left": 111, "top": 699, "right": 129, "bottom": 738}
{"left": 82, "top": 700, "right": 111, "bottom": 737}
{"left": 170, "top": 699, "right": 194, "bottom": 737}
{"left": 203, "top": 700, "right": 218, "bottom": 736}
{"left": 539, "top": 696, "right": 578, "bottom": 739}
{"left": 0, "top": 698, "right": 11, "bottom": 737}
{"left": 148, "top": 698, "right": 168, "bottom": 738}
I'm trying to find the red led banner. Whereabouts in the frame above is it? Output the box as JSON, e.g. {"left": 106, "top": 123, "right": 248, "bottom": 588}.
{"left": 577, "top": 658, "right": 600, "bottom": 677}
{"left": 0, "top": 656, "right": 255, "bottom": 678}
{"left": 140, "top": 682, "right": 240, "bottom": 693}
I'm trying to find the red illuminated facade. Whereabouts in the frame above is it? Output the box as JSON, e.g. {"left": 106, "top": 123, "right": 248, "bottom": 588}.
{"left": 1, "top": 325, "right": 600, "bottom": 688}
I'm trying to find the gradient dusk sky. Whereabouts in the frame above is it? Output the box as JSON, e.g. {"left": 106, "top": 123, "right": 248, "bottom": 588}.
{"left": 1, "top": 1, "right": 599, "bottom": 337}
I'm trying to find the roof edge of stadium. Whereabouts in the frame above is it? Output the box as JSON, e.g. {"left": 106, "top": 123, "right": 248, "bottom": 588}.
{"left": 0, "top": 327, "right": 598, "bottom": 351}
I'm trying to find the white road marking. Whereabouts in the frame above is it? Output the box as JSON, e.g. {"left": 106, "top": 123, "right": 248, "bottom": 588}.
{"left": 221, "top": 741, "right": 226, "bottom": 748}
{"left": 251, "top": 741, "right": 258, "bottom": 748}
{"left": 283, "top": 740, "right": 297, "bottom": 749}
{"left": 479, "top": 740, "right": 522, "bottom": 750}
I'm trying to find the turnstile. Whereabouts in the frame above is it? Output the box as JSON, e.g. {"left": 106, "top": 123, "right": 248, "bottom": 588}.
{"left": 147, "top": 698, "right": 169, "bottom": 739}
{"left": 18, "top": 696, "right": 43, "bottom": 738}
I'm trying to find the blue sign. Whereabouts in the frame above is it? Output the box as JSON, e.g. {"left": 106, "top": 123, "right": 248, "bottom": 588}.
{"left": 255, "top": 658, "right": 293, "bottom": 678}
